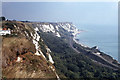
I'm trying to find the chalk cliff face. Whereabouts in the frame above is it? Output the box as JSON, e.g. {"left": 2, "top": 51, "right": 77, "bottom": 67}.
{"left": 1, "top": 20, "right": 120, "bottom": 79}
{"left": 26, "top": 22, "right": 120, "bottom": 70}
{"left": 2, "top": 21, "right": 59, "bottom": 79}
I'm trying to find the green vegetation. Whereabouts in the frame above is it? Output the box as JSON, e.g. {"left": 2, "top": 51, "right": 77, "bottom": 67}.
{"left": 40, "top": 31, "right": 120, "bottom": 79}
{"left": 0, "top": 16, "right": 6, "bottom": 21}
{"left": 2, "top": 21, "right": 120, "bottom": 79}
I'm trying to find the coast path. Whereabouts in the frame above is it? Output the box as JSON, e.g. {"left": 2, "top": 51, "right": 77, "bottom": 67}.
{"left": 69, "top": 35, "right": 119, "bottom": 70}
{"left": 69, "top": 36, "right": 80, "bottom": 53}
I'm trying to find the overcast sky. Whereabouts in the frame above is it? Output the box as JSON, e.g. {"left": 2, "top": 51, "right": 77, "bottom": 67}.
{"left": 2, "top": 2, "right": 118, "bottom": 26}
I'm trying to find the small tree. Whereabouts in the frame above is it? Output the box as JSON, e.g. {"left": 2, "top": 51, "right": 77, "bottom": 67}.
{"left": 0, "top": 16, "right": 6, "bottom": 21}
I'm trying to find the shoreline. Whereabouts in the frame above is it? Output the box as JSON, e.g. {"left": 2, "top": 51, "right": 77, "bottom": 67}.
{"left": 73, "top": 30, "right": 89, "bottom": 48}
{"left": 73, "top": 29, "right": 119, "bottom": 63}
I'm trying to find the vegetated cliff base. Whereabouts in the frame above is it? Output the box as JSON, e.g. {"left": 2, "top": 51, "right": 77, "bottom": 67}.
{"left": 30, "top": 21, "right": 120, "bottom": 79}
{"left": 2, "top": 21, "right": 58, "bottom": 79}
{"left": 1, "top": 20, "right": 120, "bottom": 79}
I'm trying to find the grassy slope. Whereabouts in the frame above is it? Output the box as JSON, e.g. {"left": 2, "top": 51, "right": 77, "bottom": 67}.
{"left": 2, "top": 21, "right": 57, "bottom": 79}
{"left": 40, "top": 31, "right": 120, "bottom": 79}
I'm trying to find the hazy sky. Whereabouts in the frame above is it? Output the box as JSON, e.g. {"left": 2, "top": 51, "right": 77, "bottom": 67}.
{"left": 2, "top": 2, "right": 118, "bottom": 26}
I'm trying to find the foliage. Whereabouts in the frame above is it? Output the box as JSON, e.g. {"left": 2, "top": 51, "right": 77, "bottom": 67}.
{"left": 0, "top": 16, "right": 6, "bottom": 21}
{"left": 40, "top": 31, "right": 120, "bottom": 79}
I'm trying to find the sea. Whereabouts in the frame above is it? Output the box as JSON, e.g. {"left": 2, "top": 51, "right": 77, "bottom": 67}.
{"left": 75, "top": 24, "right": 118, "bottom": 61}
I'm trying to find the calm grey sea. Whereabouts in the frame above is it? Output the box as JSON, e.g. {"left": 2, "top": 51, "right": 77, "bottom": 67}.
{"left": 76, "top": 24, "right": 118, "bottom": 60}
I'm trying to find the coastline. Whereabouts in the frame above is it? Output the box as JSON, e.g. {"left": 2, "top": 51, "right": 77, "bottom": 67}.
{"left": 73, "top": 30, "right": 89, "bottom": 48}
{"left": 73, "top": 28, "right": 120, "bottom": 64}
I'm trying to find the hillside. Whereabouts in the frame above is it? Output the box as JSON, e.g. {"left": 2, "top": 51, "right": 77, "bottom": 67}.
{"left": 1, "top": 20, "right": 120, "bottom": 79}
{"left": 2, "top": 21, "right": 59, "bottom": 79}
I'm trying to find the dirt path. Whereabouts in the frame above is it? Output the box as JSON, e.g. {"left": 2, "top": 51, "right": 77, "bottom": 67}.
{"left": 69, "top": 36, "right": 119, "bottom": 70}
{"left": 69, "top": 36, "right": 80, "bottom": 53}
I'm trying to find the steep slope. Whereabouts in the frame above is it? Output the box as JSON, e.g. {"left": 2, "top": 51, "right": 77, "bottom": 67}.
{"left": 29, "top": 22, "right": 120, "bottom": 69}
{"left": 2, "top": 21, "right": 59, "bottom": 79}
{"left": 24, "top": 22, "right": 120, "bottom": 79}
{"left": 2, "top": 20, "right": 120, "bottom": 79}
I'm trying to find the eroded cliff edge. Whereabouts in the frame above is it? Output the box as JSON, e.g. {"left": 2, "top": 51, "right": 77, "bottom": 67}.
{"left": 1, "top": 20, "right": 120, "bottom": 79}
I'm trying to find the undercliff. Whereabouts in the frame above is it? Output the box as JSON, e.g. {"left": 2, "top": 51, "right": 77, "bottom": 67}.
{"left": 1, "top": 20, "right": 120, "bottom": 79}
